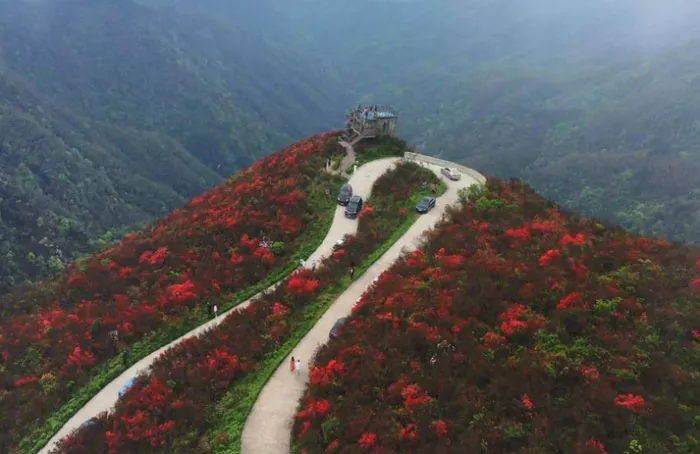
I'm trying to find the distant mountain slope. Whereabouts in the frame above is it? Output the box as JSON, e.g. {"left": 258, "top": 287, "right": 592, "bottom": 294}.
{"left": 394, "top": 46, "right": 700, "bottom": 242}
{"left": 0, "top": 0, "right": 341, "bottom": 292}
{"left": 152, "top": 0, "right": 700, "bottom": 244}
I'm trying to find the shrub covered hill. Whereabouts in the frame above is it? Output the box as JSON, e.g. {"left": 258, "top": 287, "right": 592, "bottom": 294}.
{"left": 296, "top": 180, "right": 700, "bottom": 453}
{"left": 3, "top": 128, "right": 700, "bottom": 454}
{"left": 0, "top": 131, "right": 354, "bottom": 452}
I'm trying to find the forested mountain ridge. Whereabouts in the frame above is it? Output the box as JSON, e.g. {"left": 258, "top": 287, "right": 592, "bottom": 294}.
{"left": 260, "top": 0, "right": 700, "bottom": 243}
{"left": 399, "top": 47, "right": 700, "bottom": 242}
{"left": 155, "top": 0, "right": 700, "bottom": 243}
{"left": 4, "top": 0, "right": 700, "bottom": 294}
{"left": 0, "top": 0, "right": 340, "bottom": 293}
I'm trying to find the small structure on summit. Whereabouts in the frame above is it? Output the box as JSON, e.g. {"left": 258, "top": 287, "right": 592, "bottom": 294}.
{"left": 344, "top": 104, "right": 399, "bottom": 143}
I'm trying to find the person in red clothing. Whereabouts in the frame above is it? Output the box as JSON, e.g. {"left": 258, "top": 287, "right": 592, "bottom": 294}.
{"left": 290, "top": 356, "right": 296, "bottom": 372}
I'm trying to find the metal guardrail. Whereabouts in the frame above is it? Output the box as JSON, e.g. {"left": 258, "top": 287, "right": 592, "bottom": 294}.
{"left": 403, "top": 152, "right": 487, "bottom": 185}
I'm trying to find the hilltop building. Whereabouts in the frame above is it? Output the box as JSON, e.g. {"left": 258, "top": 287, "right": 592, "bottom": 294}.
{"left": 343, "top": 104, "right": 398, "bottom": 143}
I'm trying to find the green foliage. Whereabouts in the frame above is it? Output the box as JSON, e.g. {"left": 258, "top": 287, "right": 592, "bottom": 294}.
{"left": 0, "top": 0, "right": 343, "bottom": 294}
{"left": 270, "top": 242, "right": 285, "bottom": 256}
{"left": 321, "top": 417, "right": 339, "bottom": 444}
{"left": 475, "top": 196, "right": 507, "bottom": 211}
{"left": 593, "top": 297, "right": 622, "bottom": 315}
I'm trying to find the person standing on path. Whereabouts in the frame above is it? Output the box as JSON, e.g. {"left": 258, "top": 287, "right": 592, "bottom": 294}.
{"left": 349, "top": 261, "right": 356, "bottom": 279}
{"left": 213, "top": 304, "right": 219, "bottom": 318}
{"left": 290, "top": 356, "right": 296, "bottom": 372}
{"left": 311, "top": 259, "right": 317, "bottom": 271}
{"left": 295, "top": 358, "right": 301, "bottom": 375}
{"left": 353, "top": 163, "right": 358, "bottom": 174}
{"left": 122, "top": 349, "right": 129, "bottom": 367}
{"left": 299, "top": 258, "right": 306, "bottom": 268}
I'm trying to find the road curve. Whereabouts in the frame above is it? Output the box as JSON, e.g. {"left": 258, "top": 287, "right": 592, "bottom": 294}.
{"left": 39, "top": 158, "right": 402, "bottom": 454}
{"left": 241, "top": 159, "right": 483, "bottom": 454}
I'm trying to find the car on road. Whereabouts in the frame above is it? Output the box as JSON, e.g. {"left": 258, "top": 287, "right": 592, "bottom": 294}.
{"left": 416, "top": 196, "right": 436, "bottom": 214}
{"left": 337, "top": 184, "right": 353, "bottom": 206}
{"left": 441, "top": 167, "right": 461, "bottom": 181}
{"left": 345, "top": 195, "right": 363, "bottom": 219}
{"left": 79, "top": 418, "right": 98, "bottom": 430}
{"left": 329, "top": 317, "right": 348, "bottom": 340}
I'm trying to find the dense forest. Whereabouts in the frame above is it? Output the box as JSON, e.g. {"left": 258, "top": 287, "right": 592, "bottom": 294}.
{"left": 3, "top": 0, "right": 700, "bottom": 292}
{"left": 142, "top": 0, "right": 700, "bottom": 243}
{"left": 280, "top": 0, "right": 700, "bottom": 243}
{"left": 0, "top": 0, "right": 343, "bottom": 292}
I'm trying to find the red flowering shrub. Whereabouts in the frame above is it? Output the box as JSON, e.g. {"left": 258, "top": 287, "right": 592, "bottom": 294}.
{"left": 295, "top": 179, "right": 700, "bottom": 453}
{"left": 51, "top": 157, "right": 441, "bottom": 452}
{"left": 0, "top": 132, "right": 342, "bottom": 451}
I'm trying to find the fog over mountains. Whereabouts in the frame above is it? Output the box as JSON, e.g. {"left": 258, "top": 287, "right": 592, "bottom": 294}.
{"left": 2, "top": 0, "right": 700, "bottom": 292}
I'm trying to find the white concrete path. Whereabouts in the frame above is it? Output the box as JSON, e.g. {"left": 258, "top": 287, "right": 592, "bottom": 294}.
{"left": 241, "top": 160, "right": 483, "bottom": 454}
{"left": 39, "top": 157, "right": 400, "bottom": 454}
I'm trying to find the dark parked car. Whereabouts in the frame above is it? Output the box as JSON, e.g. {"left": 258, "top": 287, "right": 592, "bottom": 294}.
{"left": 416, "top": 196, "right": 436, "bottom": 214}
{"left": 79, "top": 418, "right": 98, "bottom": 430}
{"left": 345, "top": 195, "right": 363, "bottom": 219}
{"left": 329, "top": 317, "right": 347, "bottom": 340}
{"left": 337, "top": 184, "right": 353, "bottom": 206}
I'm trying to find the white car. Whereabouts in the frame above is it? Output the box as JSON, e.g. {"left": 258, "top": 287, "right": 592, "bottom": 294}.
{"left": 441, "top": 167, "right": 461, "bottom": 181}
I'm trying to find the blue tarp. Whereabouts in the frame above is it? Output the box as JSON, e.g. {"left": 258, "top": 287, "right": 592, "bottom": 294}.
{"left": 119, "top": 377, "right": 136, "bottom": 397}
{"left": 366, "top": 111, "right": 396, "bottom": 120}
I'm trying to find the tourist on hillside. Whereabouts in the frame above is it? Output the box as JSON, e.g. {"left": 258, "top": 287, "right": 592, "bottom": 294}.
{"left": 122, "top": 349, "right": 129, "bottom": 367}
{"left": 295, "top": 358, "right": 302, "bottom": 375}
{"left": 311, "top": 259, "right": 317, "bottom": 271}
{"left": 213, "top": 304, "right": 219, "bottom": 318}
{"left": 349, "top": 261, "right": 356, "bottom": 279}
{"left": 299, "top": 258, "right": 306, "bottom": 268}
{"left": 290, "top": 356, "right": 296, "bottom": 372}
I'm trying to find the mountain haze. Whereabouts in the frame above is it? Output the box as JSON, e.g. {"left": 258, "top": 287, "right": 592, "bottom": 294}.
{"left": 0, "top": 0, "right": 341, "bottom": 292}
{"left": 4, "top": 0, "right": 700, "bottom": 292}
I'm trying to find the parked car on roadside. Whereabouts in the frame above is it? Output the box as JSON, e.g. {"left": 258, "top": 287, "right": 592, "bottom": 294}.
{"left": 416, "top": 196, "right": 436, "bottom": 214}
{"left": 345, "top": 195, "right": 363, "bottom": 219}
{"left": 329, "top": 317, "right": 348, "bottom": 340}
{"left": 337, "top": 184, "right": 353, "bottom": 206}
{"left": 79, "top": 418, "right": 98, "bottom": 430}
{"left": 441, "top": 167, "right": 461, "bottom": 181}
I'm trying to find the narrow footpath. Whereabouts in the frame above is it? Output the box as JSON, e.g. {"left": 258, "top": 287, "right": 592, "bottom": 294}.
{"left": 38, "top": 156, "right": 398, "bottom": 454}
{"left": 326, "top": 139, "right": 357, "bottom": 177}
{"left": 241, "top": 160, "right": 482, "bottom": 454}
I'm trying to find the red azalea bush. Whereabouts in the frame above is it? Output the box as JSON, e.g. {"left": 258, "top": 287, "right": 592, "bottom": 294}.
{"left": 50, "top": 161, "right": 440, "bottom": 453}
{"left": 0, "top": 132, "right": 342, "bottom": 451}
{"left": 295, "top": 179, "right": 700, "bottom": 454}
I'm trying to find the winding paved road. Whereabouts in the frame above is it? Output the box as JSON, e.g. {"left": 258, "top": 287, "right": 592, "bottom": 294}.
{"left": 40, "top": 151, "right": 484, "bottom": 454}
{"left": 38, "top": 156, "right": 401, "bottom": 454}
{"left": 240, "top": 159, "right": 482, "bottom": 454}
